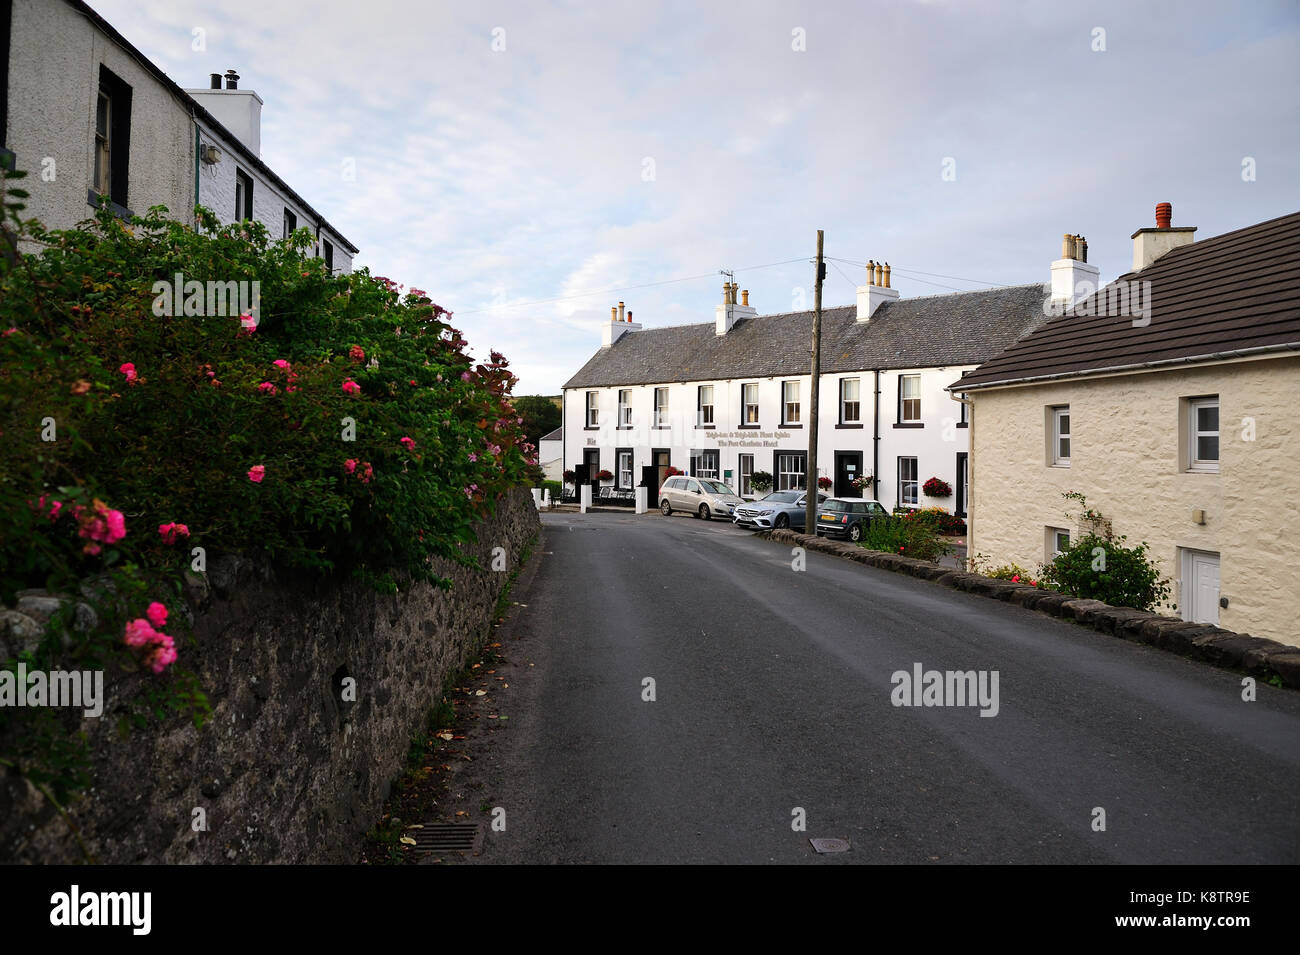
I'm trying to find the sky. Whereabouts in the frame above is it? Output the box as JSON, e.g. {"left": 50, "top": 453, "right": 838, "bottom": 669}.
{"left": 90, "top": 0, "right": 1300, "bottom": 395}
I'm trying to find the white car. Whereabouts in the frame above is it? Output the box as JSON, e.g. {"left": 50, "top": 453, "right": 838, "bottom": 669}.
{"left": 659, "top": 476, "right": 745, "bottom": 520}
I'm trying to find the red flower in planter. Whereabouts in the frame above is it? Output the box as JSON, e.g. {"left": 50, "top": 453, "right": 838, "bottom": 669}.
{"left": 922, "top": 477, "right": 952, "bottom": 498}
{"left": 817, "top": 476, "right": 833, "bottom": 490}
{"left": 596, "top": 469, "right": 614, "bottom": 482}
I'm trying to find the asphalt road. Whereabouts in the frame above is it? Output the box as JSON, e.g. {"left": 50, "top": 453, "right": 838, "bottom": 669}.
{"left": 473, "top": 510, "right": 1300, "bottom": 864}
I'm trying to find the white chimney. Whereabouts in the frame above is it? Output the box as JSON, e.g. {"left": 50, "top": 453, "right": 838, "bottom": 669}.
{"left": 1050, "top": 233, "right": 1101, "bottom": 308}
{"left": 1132, "top": 202, "right": 1196, "bottom": 272}
{"left": 601, "top": 303, "right": 641, "bottom": 347}
{"left": 715, "top": 283, "right": 756, "bottom": 335}
{"left": 187, "top": 69, "right": 264, "bottom": 156}
{"left": 856, "top": 260, "right": 899, "bottom": 321}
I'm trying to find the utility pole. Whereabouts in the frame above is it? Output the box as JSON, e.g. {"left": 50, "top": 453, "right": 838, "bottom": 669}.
{"left": 805, "top": 230, "right": 825, "bottom": 534}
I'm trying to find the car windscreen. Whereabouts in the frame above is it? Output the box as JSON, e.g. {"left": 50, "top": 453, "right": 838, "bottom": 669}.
{"left": 701, "top": 480, "right": 734, "bottom": 495}
{"left": 823, "top": 500, "right": 848, "bottom": 512}
{"left": 763, "top": 491, "right": 801, "bottom": 504}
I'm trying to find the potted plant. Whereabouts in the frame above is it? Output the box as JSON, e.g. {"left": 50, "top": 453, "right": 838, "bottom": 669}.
{"left": 596, "top": 469, "right": 614, "bottom": 483}
{"left": 817, "top": 476, "right": 834, "bottom": 491}
{"left": 850, "top": 473, "right": 874, "bottom": 493}
{"left": 750, "top": 470, "right": 774, "bottom": 494}
{"left": 563, "top": 469, "right": 576, "bottom": 486}
{"left": 922, "top": 476, "right": 952, "bottom": 498}
{"left": 664, "top": 465, "right": 683, "bottom": 476}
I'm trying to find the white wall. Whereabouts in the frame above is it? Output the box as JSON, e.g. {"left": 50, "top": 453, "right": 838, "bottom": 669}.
{"left": 563, "top": 364, "right": 973, "bottom": 506}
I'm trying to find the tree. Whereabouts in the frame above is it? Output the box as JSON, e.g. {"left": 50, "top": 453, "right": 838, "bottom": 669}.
{"left": 513, "top": 395, "right": 562, "bottom": 448}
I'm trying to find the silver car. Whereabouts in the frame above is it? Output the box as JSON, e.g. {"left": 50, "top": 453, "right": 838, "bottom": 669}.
{"left": 659, "top": 476, "right": 745, "bottom": 520}
{"left": 733, "top": 490, "right": 827, "bottom": 530}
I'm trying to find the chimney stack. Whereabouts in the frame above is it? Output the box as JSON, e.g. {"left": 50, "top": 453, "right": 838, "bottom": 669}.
{"left": 1050, "top": 231, "right": 1101, "bottom": 309}
{"left": 1132, "top": 202, "right": 1196, "bottom": 271}
{"left": 716, "top": 280, "right": 756, "bottom": 335}
{"left": 857, "top": 258, "right": 899, "bottom": 321}
{"left": 601, "top": 303, "right": 641, "bottom": 347}
{"left": 209, "top": 73, "right": 222, "bottom": 90}
{"left": 186, "top": 69, "right": 263, "bottom": 156}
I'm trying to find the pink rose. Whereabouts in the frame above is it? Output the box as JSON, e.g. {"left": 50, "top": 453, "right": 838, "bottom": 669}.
{"left": 258, "top": 381, "right": 278, "bottom": 395}
{"left": 344, "top": 459, "right": 358, "bottom": 474}
{"left": 342, "top": 379, "right": 361, "bottom": 396}
{"left": 124, "top": 618, "right": 155, "bottom": 648}
{"left": 158, "top": 522, "right": 190, "bottom": 544}
{"left": 273, "top": 359, "right": 291, "bottom": 370}
{"left": 400, "top": 436, "right": 415, "bottom": 451}
{"left": 119, "top": 363, "right": 137, "bottom": 382}
{"left": 146, "top": 601, "right": 168, "bottom": 628}
{"left": 248, "top": 464, "right": 266, "bottom": 483}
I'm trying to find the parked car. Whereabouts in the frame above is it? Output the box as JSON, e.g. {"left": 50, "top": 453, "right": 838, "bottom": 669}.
{"left": 659, "top": 476, "right": 746, "bottom": 520}
{"left": 732, "top": 490, "right": 827, "bottom": 530}
{"left": 815, "top": 498, "right": 888, "bottom": 542}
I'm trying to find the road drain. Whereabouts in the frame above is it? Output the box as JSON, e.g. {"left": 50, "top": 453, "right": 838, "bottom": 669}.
{"left": 410, "top": 823, "right": 484, "bottom": 854}
{"left": 810, "top": 837, "right": 850, "bottom": 854}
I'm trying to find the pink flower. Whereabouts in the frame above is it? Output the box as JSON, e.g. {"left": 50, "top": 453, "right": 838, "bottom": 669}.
{"left": 146, "top": 601, "right": 168, "bottom": 628}
{"left": 248, "top": 464, "right": 266, "bottom": 483}
{"left": 124, "top": 618, "right": 155, "bottom": 648}
{"left": 119, "top": 363, "right": 137, "bottom": 382}
{"left": 359, "top": 462, "right": 374, "bottom": 484}
{"left": 349, "top": 345, "right": 365, "bottom": 362}
{"left": 2, "top": 327, "right": 16, "bottom": 337}
{"left": 48, "top": 500, "right": 63, "bottom": 520}
{"left": 344, "top": 459, "right": 358, "bottom": 474}
{"left": 273, "top": 359, "right": 291, "bottom": 370}
{"left": 257, "top": 381, "right": 279, "bottom": 395}
{"left": 400, "top": 436, "right": 415, "bottom": 451}
{"left": 467, "top": 452, "right": 478, "bottom": 463}
{"left": 342, "top": 379, "right": 361, "bottom": 396}
{"left": 1011, "top": 575, "right": 1021, "bottom": 583}
{"left": 460, "top": 371, "right": 472, "bottom": 381}
{"left": 239, "top": 313, "right": 258, "bottom": 333}
{"left": 158, "top": 522, "right": 190, "bottom": 544}
{"left": 487, "top": 443, "right": 501, "bottom": 456}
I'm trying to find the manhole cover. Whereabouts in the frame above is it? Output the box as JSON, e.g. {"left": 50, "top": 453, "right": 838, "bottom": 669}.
{"left": 409, "top": 823, "right": 483, "bottom": 854}
{"left": 810, "top": 837, "right": 850, "bottom": 854}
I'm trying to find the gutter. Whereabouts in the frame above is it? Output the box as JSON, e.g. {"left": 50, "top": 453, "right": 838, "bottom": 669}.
{"left": 952, "top": 390, "right": 975, "bottom": 555}
{"left": 872, "top": 369, "right": 880, "bottom": 500}
{"left": 953, "top": 341, "right": 1300, "bottom": 393}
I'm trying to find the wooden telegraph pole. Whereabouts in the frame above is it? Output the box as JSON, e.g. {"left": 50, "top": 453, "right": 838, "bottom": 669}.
{"left": 805, "top": 230, "right": 825, "bottom": 534}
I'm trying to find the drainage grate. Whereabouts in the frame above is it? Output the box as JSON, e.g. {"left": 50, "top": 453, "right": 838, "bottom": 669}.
{"left": 809, "top": 837, "right": 850, "bottom": 854}
{"left": 408, "top": 823, "right": 484, "bottom": 854}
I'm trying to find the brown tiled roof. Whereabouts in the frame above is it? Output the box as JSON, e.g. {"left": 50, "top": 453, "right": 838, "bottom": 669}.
{"left": 953, "top": 211, "right": 1300, "bottom": 391}
{"left": 563, "top": 284, "right": 1050, "bottom": 389}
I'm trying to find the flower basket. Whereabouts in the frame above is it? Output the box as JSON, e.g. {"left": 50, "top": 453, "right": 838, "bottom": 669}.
{"left": 664, "top": 466, "right": 683, "bottom": 476}
{"left": 850, "top": 474, "right": 874, "bottom": 492}
{"left": 922, "top": 476, "right": 952, "bottom": 498}
{"left": 596, "top": 469, "right": 614, "bottom": 482}
{"left": 816, "top": 476, "right": 834, "bottom": 491}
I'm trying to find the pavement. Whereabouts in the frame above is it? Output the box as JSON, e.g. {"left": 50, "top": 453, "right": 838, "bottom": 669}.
{"left": 465, "top": 509, "right": 1300, "bottom": 864}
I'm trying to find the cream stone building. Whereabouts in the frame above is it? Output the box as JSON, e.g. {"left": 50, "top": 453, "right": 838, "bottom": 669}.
{"left": 954, "top": 206, "right": 1300, "bottom": 647}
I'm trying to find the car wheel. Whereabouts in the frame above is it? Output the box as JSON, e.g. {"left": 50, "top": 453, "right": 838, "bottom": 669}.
{"left": 774, "top": 513, "right": 790, "bottom": 529}
{"left": 849, "top": 522, "right": 863, "bottom": 542}
{"left": 699, "top": 504, "right": 711, "bottom": 521}
{"left": 660, "top": 499, "right": 672, "bottom": 516}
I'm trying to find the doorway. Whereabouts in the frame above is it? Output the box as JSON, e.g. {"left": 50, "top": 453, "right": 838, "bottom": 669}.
{"left": 834, "top": 451, "right": 864, "bottom": 498}
{"left": 1181, "top": 549, "right": 1221, "bottom": 625}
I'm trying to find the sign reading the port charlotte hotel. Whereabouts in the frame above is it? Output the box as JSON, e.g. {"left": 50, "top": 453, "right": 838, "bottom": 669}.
{"left": 708, "top": 430, "right": 794, "bottom": 448}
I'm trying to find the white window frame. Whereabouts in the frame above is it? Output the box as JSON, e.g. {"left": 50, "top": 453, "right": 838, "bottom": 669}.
{"left": 586, "top": 391, "right": 599, "bottom": 427}
{"left": 617, "top": 449, "right": 633, "bottom": 489}
{"left": 777, "top": 452, "right": 806, "bottom": 491}
{"left": 618, "top": 389, "right": 632, "bottom": 428}
{"left": 782, "top": 380, "right": 800, "bottom": 425}
{"left": 743, "top": 382, "right": 759, "bottom": 425}
{"left": 690, "top": 449, "right": 719, "bottom": 480}
{"left": 739, "top": 453, "right": 754, "bottom": 496}
{"left": 1188, "top": 396, "right": 1219, "bottom": 472}
{"left": 654, "top": 387, "right": 669, "bottom": 428}
{"left": 698, "top": 385, "right": 714, "bottom": 427}
{"left": 899, "top": 375, "right": 921, "bottom": 422}
{"left": 841, "top": 377, "right": 861, "bottom": 424}
{"left": 1046, "top": 526, "right": 1071, "bottom": 561}
{"left": 1051, "top": 405, "right": 1071, "bottom": 466}
{"left": 898, "top": 456, "right": 918, "bottom": 507}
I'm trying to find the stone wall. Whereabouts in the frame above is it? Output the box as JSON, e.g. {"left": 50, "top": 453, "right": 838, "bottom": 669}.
{"left": 0, "top": 488, "right": 539, "bottom": 864}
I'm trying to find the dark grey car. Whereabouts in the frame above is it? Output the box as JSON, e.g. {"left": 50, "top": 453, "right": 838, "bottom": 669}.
{"left": 732, "top": 490, "right": 827, "bottom": 530}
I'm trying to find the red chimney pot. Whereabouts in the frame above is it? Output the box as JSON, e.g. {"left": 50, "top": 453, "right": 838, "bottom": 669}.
{"left": 1155, "top": 202, "right": 1172, "bottom": 229}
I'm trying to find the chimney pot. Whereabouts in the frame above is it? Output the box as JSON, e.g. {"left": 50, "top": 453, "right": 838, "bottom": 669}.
{"left": 867, "top": 260, "right": 876, "bottom": 286}
{"left": 741, "top": 289, "right": 749, "bottom": 307}
{"left": 1078, "top": 237, "right": 1088, "bottom": 263}
{"left": 626, "top": 310, "right": 632, "bottom": 322}
{"left": 224, "top": 69, "right": 240, "bottom": 90}
{"left": 1061, "top": 234, "right": 1077, "bottom": 260}
{"left": 209, "top": 73, "right": 222, "bottom": 90}
{"left": 1155, "top": 202, "right": 1172, "bottom": 229}
{"left": 882, "top": 263, "right": 891, "bottom": 289}
{"left": 611, "top": 306, "right": 618, "bottom": 323}
{"left": 617, "top": 301, "right": 625, "bottom": 321}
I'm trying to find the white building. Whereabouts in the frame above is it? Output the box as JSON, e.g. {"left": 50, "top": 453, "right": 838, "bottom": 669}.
{"left": 538, "top": 426, "right": 563, "bottom": 483}
{"left": 562, "top": 265, "right": 1057, "bottom": 515}
{"left": 2, "top": 0, "right": 355, "bottom": 270}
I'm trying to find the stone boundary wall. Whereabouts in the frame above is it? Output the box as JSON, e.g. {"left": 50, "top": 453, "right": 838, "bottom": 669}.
{"left": 1, "top": 488, "right": 539, "bottom": 863}
{"left": 759, "top": 529, "right": 1300, "bottom": 689}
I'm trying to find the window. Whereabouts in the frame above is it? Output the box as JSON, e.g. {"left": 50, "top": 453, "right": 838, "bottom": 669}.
{"left": 654, "top": 387, "right": 669, "bottom": 428}
{"left": 92, "top": 66, "right": 132, "bottom": 211}
{"left": 840, "top": 378, "right": 861, "bottom": 424}
{"left": 323, "top": 239, "right": 334, "bottom": 271}
{"left": 618, "top": 389, "right": 632, "bottom": 428}
{"left": 782, "top": 381, "right": 800, "bottom": 425}
{"left": 898, "top": 457, "right": 918, "bottom": 507}
{"left": 697, "top": 385, "right": 714, "bottom": 426}
{"left": 1188, "top": 397, "right": 1219, "bottom": 471}
{"left": 958, "top": 396, "right": 969, "bottom": 427}
{"left": 685, "top": 479, "right": 702, "bottom": 494}
{"left": 235, "top": 169, "right": 253, "bottom": 221}
{"left": 776, "top": 452, "right": 806, "bottom": 491}
{"left": 283, "top": 208, "right": 297, "bottom": 239}
{"left": 739, "top": 454, "right": 754, "bottom": 496}
{"left": 585, "top": 391, "right": 599, "bottom": 428}
{"left": 899, "top": 375, "right": 921, "bottom": 423}
{"left": 1047, "top": 527, "right": 1071, "bottom": 561}
{"left": 617, "top": 449, "right": 633, "bottom": 489}
{"left": 690, "top": 449, "right": 719, "bottom": 480}
{"left": 742, "top": 382, "right": 759, "bottom": 425}
{"left": 1051, "top": 406, "right": 1070, "bottom": 466}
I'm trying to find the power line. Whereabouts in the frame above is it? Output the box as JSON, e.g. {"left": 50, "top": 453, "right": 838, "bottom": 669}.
{"left": 825, "top": 255, "right": 1014, "bottom": 290}
{"left": 458, "top": 256, "right": 810, "bottom": 315}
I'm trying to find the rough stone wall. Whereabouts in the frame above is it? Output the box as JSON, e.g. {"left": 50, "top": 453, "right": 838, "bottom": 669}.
{"left": 0, "top": 488, "right": 538, "bottom": 864}
{"left": 970, "top": 356, "right": 1299, "bottom": 647}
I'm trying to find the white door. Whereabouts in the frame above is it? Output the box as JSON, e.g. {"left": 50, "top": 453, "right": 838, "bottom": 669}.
{"left": 1182, "top": 550, "right": 1220, "bottom": 625}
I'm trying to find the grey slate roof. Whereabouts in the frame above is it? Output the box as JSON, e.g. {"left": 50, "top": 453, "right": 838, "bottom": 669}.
{"left": 955, "top": 211, "right": 1300, "bottom": 390}
{"left": 539, "top": 427, "right": 563, "bottom": 442}
{"left": 563, "top": 283, "right": 1051, "bottom": 389}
